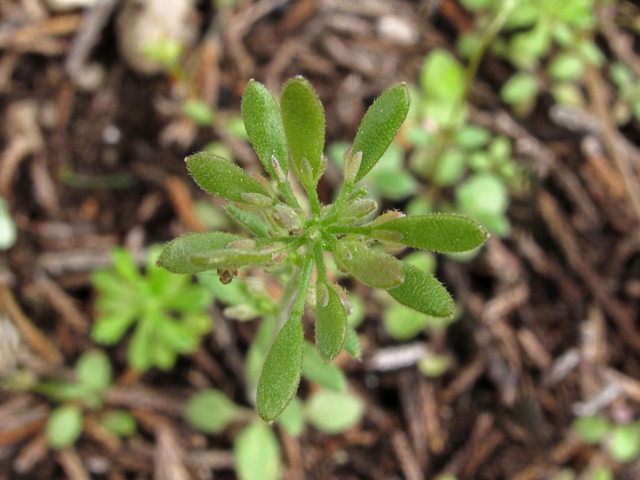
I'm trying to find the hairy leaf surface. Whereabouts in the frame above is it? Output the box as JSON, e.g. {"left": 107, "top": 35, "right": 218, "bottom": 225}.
{"left": 373, "top": 214, "right": 489, "bottom": 253}
{"left": 387, "top": 262, "right": 453, "bottom": 317}
{"left": 334, "top": 241, "right": 403, "bottom": 289}
{"left": 241, "top": 80, "right": 289, "bottom": 178}
{"left": 157, "top": 232, "right": 242, "bottom": 274}
{"left": 315, "top": 282, "right": 348, "bottom": 361}
{"left": 353, "top": 84, "right": 411, "bottom": 182}
{"left": 186, "top": 152, "right": 270, "bottom": 202}
{"left": 257, "top": 314, "right": 304, "bottom": 421}
{"left": 281, "top": 77, "right": 325, "bottom": 181}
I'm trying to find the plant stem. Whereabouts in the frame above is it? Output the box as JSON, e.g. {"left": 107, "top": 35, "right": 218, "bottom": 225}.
{"left": 278, "top": 181, "right": 301, "bottom": 210}
{"left": 464, "top": 0, "right": 519, "bottom": 95}
{"left": 312, "top": 241, "right": 327, "bottom": 282}
{"left": 325, "top": 181, "right": 355, "bottom": 219}
{"left": 325, "top": 225, "right": 372, "bottom": 236}
{"left": 305, "top": 183, "right": 322, "bottom": 219}
{"left": 291, "top": 252, "right": 315, "bottom": 319}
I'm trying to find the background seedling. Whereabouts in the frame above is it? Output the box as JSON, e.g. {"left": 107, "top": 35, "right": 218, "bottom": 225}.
{"left": 91, "top": 246, "right": 212, "bottom": 371}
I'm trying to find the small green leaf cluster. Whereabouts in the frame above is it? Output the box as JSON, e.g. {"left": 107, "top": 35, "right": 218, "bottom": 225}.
{"left": 459, "top": 0, "right": 604, "bottom": 115}
{"left": 574, "top": 414, "right": 640, "bottom": 464}
{"left": 92, "top": 247, "right": 212, "bottom": 371}
{"left": 158, "top": 76, "right": 489, "bottom": 421}
{"left": 185, "top": 386, "right": 364, "bottom": 480}
{"left": 36, "top": 350, "right": 137, "bottom": 450}
{"left": 402, "top": 49, "right": 526, "bottom": 238}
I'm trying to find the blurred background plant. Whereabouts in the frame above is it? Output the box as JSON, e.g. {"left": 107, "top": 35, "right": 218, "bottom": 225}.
{"left": 91, "top": 247, "right": 213, "bottom": 371}
{"left": 458, "top": 0, "right": 606, "bottom": 114}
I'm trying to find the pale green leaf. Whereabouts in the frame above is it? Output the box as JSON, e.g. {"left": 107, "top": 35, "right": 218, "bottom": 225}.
{"left": 241, "top": 80, "right": 289, "bottom": 178}
{"left": 501, "top": 73, "right": 538, "bottom": 106}
{"left": 46, "top": 406, "right": 84, "bottom": 450}
{"left": 234, "top": 422, "right": 282, "bottom": 480}
{"left": 608, "top": 425, "right": 640, "bottom": 463}
{"left": 315, "top": 282, "right": 348, "bottom": 361}
{"left": 387, "top": 262, "right": 452, "bottom": 317}
{"left": 372, "top": 214, "right": 489, "bottom": 253}
{"left": 277, "top": 397, "right": 305, "bottom": 437}
{"left": 281, "top": 76, "right": 325, "bottom": 182}
{"left": 304, "top": 390, "right": 365, "bottom": 434}
{"left": 572, "top": 416, "right": 610, "bottom": 445}
{"left": 185, "top": 389, "right": 241, "bottom": 434}
{"left": 257, "top": 315, "right": 304, "bottom": 422}
{"left": 75, "top": 350, "right": 112, "bottom": 393}
{"left": 334, "top": 241, "right": 403, "bottom": 289}
{"left": 100, "top": 410, "right": 137, "bottom": 437}
{"left": 343, "top": 328, "right": 361, "bottom": 358}
{"left": 186, "top": 152, "right": 270, "bottom": 203}
{"left": 227, "top": 204, "right": 270, "bottom": 238}
{"left": 352, "top": 84, "right": 411, "bottom": 182}
{"left": 383, "top": 304, "right": 430, "bottom": 340}
{"left": 157, "top": 232, "right": 242, "bottom": 274}
{"left": 302, "top": 341, "right": 347, "bottom": 392}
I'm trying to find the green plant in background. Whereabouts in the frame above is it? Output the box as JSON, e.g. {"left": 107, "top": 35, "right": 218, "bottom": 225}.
{"left": 34, "top": 350, "right": 137, "bottom": 449}
{"left": 402, "top": 49, "right": 526, "bottom": 238}
{"left": 458, "top": 0, "right": 604, "bottom": 115}
{"left": 91, "top": 247, "right": 212, "bottom": 371}
{"left": 573, "top": 414, "right": 640, "bottom": 466}
{"left": 609, "top": 61, "right": 640, "bottom": 125}
{"left": 328, "top": 141, "right": 417, "bottom": 202}
{"left": 157, "top": 76, "right": 489, "bottom": 421}
{"left": 184, "top": 385, "right": 364, "bottom": 480}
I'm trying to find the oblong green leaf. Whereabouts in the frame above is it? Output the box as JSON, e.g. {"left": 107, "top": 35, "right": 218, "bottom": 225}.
{"left": 277, "top": 397, "right": 305, "bottom": 437}
{"left": 234, "top": 422, "right": 282, "bottom": 480}
{"left": 302, "top": 341, "right": 347, "bottom": 392}
{"left": 334, "top": 241, "right": 403, "bottom": 289}
{"left": 353, "top": 84, "right": 411, "bottom": 182}
{"left": 387, "top": 262, "right": 453, "bottom": 318}
{"left": 188, "top": 248, "right": 277, "bottom": 269}
{"left": 100, "top": 410, "right": 137, "bottom": 437}
{"left": 343, "top": 328, "right": 361, "bottom": 358}
{"left": 304, "top": 390, "right": 365, "bottom": 434}
{"left": 185, "top": 389, "right": 241, "bottom": 434}
{"left": 186, "top": 152, "right": 270, "bottom": 203}
{"left": 315, "top": 282, "right": 347, "bottom": 361}
{"left": 372, "top": 214, "right": 489, "bottom": 253}
{"left": 281, "top": 76, "right": 325, "bottom": 181}
{"left": 227, "top": 204, "right": 270, "bottom": 238}
{"left": 241, "top": 80, "right": 289, "bottom": 179}
{"left": 46, "top": 406, "right": 84, "bottom": 450}
{"left": 75, "top": 350, "right": 112, "bottom": 393}
{"left": 257, "top": 314, "right": 304, "bottom": 422}
{"left": 157, "top": 232, "right": 242, "bottom": 274}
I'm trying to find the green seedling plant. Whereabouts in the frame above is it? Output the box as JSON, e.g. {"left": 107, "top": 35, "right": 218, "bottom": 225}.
{"left": 403, "top": 49, "right": 527, "bottom": 238}
{"left": 157, "top": 76, "right": 489, "bottom": 421}
{"left": 91, "top": 246, "right": 212, "bottom": 371}
{"left": 184, "top": 385, "right": 364, "bottom": 480}
{"left": 458, "top": 0, "right": 604, "bottom": 115}
{"left": 33, "top": 350, "right": 137, "bottom": 450}
{"left": 574, "top": 414, "right": 640, "bottom": 465}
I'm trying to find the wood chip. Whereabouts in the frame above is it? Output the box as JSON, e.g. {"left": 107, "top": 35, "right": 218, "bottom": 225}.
{"left": 0, "top": 286, "right": 63, "bottom": 365}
